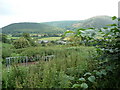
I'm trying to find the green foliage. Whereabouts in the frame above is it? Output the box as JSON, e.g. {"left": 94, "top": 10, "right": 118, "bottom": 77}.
{"left": 79, "top": 77, "right": 86, "bottom": 82}
{"left": 83, "top": 72, "right": 92, "bottom": 76}
{"left": 2, "top": 46, "right": 97, "bottom": 88}
{"left": 80, "top": 83, "right": 88, "bottom": 88}
{"left": 2, "top": 66, "right": 29, "bottom": 88}
{"left": 65, "top": 16, "right": 119, "bottom": 61}
{"left": 64, "top": 16, "right": 120, "bottom": 88}
{"left": 72, "top": 84, "right": 80, "bottom": 88}
{"left": 12, "top": 33, "right": 37, "bottom": 49}
{"left": 88, "top": 76, "right": 96, "bottom": 83}
{"left": 22, "top": 33, "right": 31, "bottom": 40}
{"left": 2, "top": 43, "right": 14, "bottom": 59}
{"left": 11, "top": 53, "right": 20, "bottom": 57}
{"left": 0, "top": 34, "right": 11, "bottom": 43}
{"left": 112, "top": 16, "right": 117, "bottom": 20}
{"left": 13, "top": 37, "right": 31, "bottom": 49}
{"left": 72, "top": 82, "right": 88, "bottom": 88}
{"left": 22, "top": 33, "right": 36, "bottom": 46}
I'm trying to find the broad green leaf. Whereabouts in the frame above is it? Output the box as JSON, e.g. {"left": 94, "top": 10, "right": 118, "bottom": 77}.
{"left": 107, "top": 24, "right": 117, "bottom": 26}
{"left": 76, "top": 31, "right": 82, "bottom": 35}
{"left": 63, "top": 30, "right": 74, "bottom": 36}
{"left": 93, "top": 70, "right": 98, "bottom": 74}
{"left": 65, "top": 30, "right": 74, "bottom": 33}
{"left": 110, "top": 27, "right": 119, "bottom": 32}
{"left": 68, "top": 76, "right": 74, "bottom": 80}
{"left": 80, "top": 83, "right": 88, "bottom": 88}
{"left": 79, "top": 77, "right": 86, "bottom": 81}
{"left": 84, "top": 72, "right": 92, "bottom": 76}
{"left": 103, "top": 27, "right": 108, "bottom": 29}
{"left": 88, "top": 76, "right": 96, "bottom": 82}
{"left": 105, "top": 66, "right": 113, "bottom": 71}
{"left": 96, "top": 71, "right": 102, "bottom": 77}
{"left": 72, "top": 84, "right": 80, "bottom": 88}
{"left": 77, "top": 28, "right": 86, "bottom": 31}
{"left": 100, "top": 69, "right": 107, "bottom": 75}
{"left": 87, "top": 28, "right": 94, "bottom": 29}
{"left": 112, "top": 16, "right": 117, "bottom": 20}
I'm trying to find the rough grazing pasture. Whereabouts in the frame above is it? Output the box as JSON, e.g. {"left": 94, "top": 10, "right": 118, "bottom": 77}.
{"left": 2, "top": 46, "right": 98, "bottom": 88}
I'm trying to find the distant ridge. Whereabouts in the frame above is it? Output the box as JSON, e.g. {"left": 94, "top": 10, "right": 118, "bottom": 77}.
{"left": 2, "top": 23, "right": 65, "bottom": 34}
{"left": 43, "top": 15, "right": 117, "bottom": 30}
{"left": 71, "top": 15, "right": 117, "bottom": 29}
{"left": 2, "top": 15, "right": 117, "bottom": 34}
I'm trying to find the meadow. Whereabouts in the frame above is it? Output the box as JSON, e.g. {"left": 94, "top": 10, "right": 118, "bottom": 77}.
{"left": 38, "top": 37, "right": 61, "bottom": 41}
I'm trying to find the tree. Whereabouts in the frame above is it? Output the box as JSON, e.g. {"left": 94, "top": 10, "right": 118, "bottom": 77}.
{"left": 0, "top": 34, "right": 10, "bottom": 43}
{"left": 13, "top": 37, "right": 31, "bottom": 49}
{"left": 22, "top": 33, "right": 31, "bottom": 40}
{"left": 22, "top": 33, "right": 36, "bottom": 46}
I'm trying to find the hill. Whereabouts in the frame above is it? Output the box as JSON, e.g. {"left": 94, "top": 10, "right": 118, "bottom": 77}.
{"left": 44, "top": 15, "right": 117, "bottom": 30}
{"left": 72, "top": 15, "right": 117, "bottom": 29}
{"left": 43, "top": 21, "right": 80, "bottom": 29}
{"left": 2, "top": 15, "right": 117, "bottom": 34}
{"left": 2, "top": 22, "right": 65, "bottom": 34}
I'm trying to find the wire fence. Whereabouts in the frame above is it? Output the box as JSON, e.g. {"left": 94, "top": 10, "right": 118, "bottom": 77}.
{"left": 5, "top": 55, "right": 55, "bottom": 67}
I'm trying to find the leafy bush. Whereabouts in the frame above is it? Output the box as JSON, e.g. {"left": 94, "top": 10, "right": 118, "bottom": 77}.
{"left": 64, "top": 16, "right": 120, "bottom": 88}
{"left": 2, "top": 65, "right": 29, "bottom": 88}
{"left": 2, "top": 43, "right": 14, "bottom": 59}
{"left": 13, "top": 37, "right": 31, "bottom": 49}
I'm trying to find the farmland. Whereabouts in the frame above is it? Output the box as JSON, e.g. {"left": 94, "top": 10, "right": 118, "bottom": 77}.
{"left": 38, "top": 37, "right": 61, "bottom": 41}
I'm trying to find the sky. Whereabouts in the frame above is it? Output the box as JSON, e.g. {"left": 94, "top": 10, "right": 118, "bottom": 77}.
{"left": 0, "top": 0, "right": 119, "bottom": 28}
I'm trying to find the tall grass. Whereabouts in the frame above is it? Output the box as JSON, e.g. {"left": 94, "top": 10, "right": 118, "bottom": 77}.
{"left": 2, "top": 46, "right": 97, "bottom": 88}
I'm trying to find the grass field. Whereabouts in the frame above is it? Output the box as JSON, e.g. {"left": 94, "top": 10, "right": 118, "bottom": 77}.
{"left": 38, "top": 37, "right": 61, "bottom": 41}
{"left": 8, "top": 36, "right": 61, "bottom": 41}
{"left": 7, "top": 36, "right": 19, "bottom": 40}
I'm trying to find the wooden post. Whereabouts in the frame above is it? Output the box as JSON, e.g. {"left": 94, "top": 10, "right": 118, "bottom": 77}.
{"left": 20, "top": 57, "right": 23, "bottom": 65}
{"left": 8, "top": 58, "right": 10, "bottom": 67}
{"left": 26, "top": 56, "right": 28, "bottom": 66}
{"left": 5, "top": 56, "right": 29, "bottom": 67}
{"left": 6, "top": 58, "right": 9, "bottom": 66}
{"left": 23, "top": 57, "right": 25, "bottom": 64}
{"left": 13, "top": 57, "right": 15, "bottom": 64}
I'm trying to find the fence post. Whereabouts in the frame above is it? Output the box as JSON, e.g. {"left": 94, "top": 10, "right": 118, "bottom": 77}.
{"left": 6, "top": 58, "right": 8, "bottom": 67}
{"left": 8, "top": 58, "right": 10, "bottom": 67}
{"left": 26, "top": 56, "right": 28, "bottom": 66}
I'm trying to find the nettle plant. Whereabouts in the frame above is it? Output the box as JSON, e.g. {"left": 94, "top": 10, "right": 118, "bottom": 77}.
{"left": 64, "top": 16, "right": 120, "bottom": 88}
{"left": 72, "top": 69, "right": 109, "bottom": 88}
{"left": 65, "top": 16, "right": 120, "bottom": 61}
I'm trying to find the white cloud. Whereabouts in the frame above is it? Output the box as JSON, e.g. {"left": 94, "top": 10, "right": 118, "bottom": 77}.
{"left": 0, "top": 0, "right": 119, "bottom": 28}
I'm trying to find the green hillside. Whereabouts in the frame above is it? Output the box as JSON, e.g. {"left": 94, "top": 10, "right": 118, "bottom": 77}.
{"left": 2, "top": 22, "right": 65, "bottom": 34}
{"left": 2, "top": 16, "right": 117, "bottom": 34}
{"left": 44, "top": 15, "right": 117, "bottom": 30}
{"left": 72, "top": 15, "right": 117, "bottom": 29}
{"left": 43, "top": 20, "right": 80, "bottom": 29}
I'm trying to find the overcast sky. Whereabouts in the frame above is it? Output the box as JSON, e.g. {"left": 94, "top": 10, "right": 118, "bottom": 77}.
{"left": 0, "top": 0, "right": 119, "bottom": 28}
